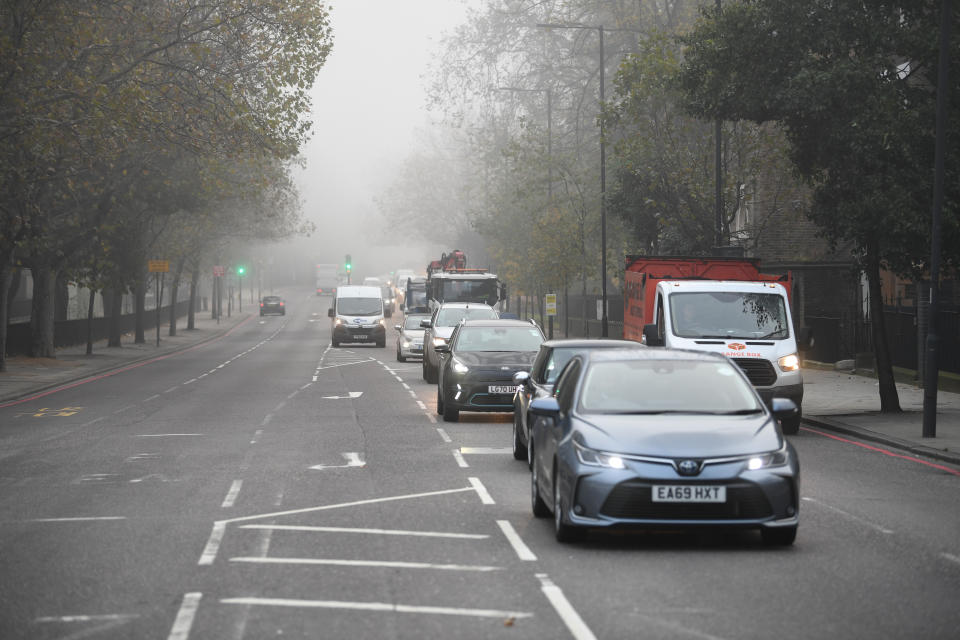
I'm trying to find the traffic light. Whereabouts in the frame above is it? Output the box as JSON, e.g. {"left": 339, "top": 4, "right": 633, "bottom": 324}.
{"left": 345, "top": 254, "right": 352, "bottom": 273}
{"left": 237, "top": 265, "right": 246, "bottom": 276}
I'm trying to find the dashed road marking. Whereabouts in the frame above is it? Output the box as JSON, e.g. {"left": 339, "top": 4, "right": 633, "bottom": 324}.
{"left": 497, "top": 520, "right": 537, "bottom": 561}
{"left": 453, "top": 450, "right": 468, "bottom": 468}
{"left": 537, "top": 573, "right": 596, "bottom": 640}
{"left": 167, "top": 592, "right": 202, "bottom": 640}
{"left": 436, "top": 428, "right": 452, "bottom": 443}
{"left": 802, "top": 497, "right": 894, "bottom": 534}
{"left": 221, "top": 480, "right": 243, "bottom": 508}
{"left": 469, "top": 477, "right": 494, "bottom": 504}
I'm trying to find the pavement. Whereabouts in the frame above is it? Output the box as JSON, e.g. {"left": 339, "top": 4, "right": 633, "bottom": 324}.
{"left": 2, "top": 311, "right": 959, "bottom": 469}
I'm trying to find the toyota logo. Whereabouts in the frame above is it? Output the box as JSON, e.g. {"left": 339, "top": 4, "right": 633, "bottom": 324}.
{"left": 676, "top": 459, "right": 701, "bottom": 476}
{"left": 728, "top": 342, "right": 746, "bottom": 350}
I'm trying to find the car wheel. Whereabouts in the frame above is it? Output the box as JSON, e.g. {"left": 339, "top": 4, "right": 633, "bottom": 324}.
{"left": 512, "top": 407, "right": 527, "bottom": 461}
{"left": 553, "top": 467, "right": 585, "bottom": 543}
{"left": 442, "top": 400, "right": 459, "bottom": 422}
{"left": 436, "top": 386, "right": 444, "bottom": 416}
{"left": 761, "top": 526, "right": 797, "bottom": 546}
{"left": 332, "top": 338, "right": 339, "bottom": 348}
{"left": 425, "top": 358, "right": 438, "bottom": 384}
{"left": 780, "top": 411, "right": 801, "bottom": 435}
{"left": 530, "top": 446, "right": 549, "bottom": 518}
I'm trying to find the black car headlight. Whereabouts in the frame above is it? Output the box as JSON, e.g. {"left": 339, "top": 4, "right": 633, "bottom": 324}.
{"left": 574, "top": 440, "right": 626, "bottom": 470}
{"left": 746, "top": 446, "right": 789, "bottom": 470}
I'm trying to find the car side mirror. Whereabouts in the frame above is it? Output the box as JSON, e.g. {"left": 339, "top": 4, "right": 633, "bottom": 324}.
{"left": 394, "top": 325, "right": 401, "bottom": 331}
{"left": 770, "top": 397, "right": 799, "bottom": 420}
{"left": 530, "top": 396, "right": 560, "bottom": 418}
{"left": 420, "top": 319, "right": 432, "bottom": 328}
{"left": 512, "top": 371, "right": 530, "bottom": 386}
{"left": 642, "top": 323, "right": 664, "bottom": 347}
{"left": 435, "top": 344, "right": 450, "bottom": 354}
{"left": 328, "top": 308, "right": 334, "bottom": 318}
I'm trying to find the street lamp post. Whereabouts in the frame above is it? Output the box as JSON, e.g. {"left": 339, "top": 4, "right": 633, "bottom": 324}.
{"left": 536, "top": 22, "right": 626, "bottom": 337}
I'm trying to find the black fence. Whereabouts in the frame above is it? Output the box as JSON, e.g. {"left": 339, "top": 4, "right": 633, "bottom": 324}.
{"left": 5, "top": 300, "right": 193, "bottom": 356}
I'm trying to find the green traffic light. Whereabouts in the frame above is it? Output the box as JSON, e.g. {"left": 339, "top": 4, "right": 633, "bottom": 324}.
{"left": 237, "top": 266, "right": 246, "bottom": 275}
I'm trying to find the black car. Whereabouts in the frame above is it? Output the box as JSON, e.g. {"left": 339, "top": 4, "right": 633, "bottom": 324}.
{"left": 528, "top": 348, "right": 800, "bottom": 545}
{"left": 435, "top": 319, "right": 545, "bottom": 422}
{"left": 260, "top": 295, "right": 285, "bottom": 316}
{"left": 512, "top": 339, "right": 643, "bottom": 464}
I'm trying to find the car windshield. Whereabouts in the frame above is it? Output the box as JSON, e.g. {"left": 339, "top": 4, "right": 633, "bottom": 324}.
{"left": 338, "top": 297, "right": 382, "bottom": 316}
{"left": 578, "top": 359, "right": 762, "bottom": 414}
{"left": 404, "top": 315, "right": 428, "bottom": 330}
{"left": 455, "top": 326, "right": 543, "bottom": 352}
{"left": 435, "top": 306, "right": 497, "bottom": 326}
{"left": 669, "top": 292, "right": 790, "bottom": 339}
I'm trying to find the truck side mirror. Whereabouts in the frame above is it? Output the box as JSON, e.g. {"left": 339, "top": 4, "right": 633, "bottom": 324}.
{"left": 642, "top": 323, "right": 664, "bottom": 347}
{"left": 328, "top": 308, "right": 334, "bottom": 318}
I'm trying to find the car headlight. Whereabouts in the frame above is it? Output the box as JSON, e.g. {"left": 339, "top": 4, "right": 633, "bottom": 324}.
{"left": 402, "top": 339, "right": 411, "bottom": 348}
{"left": 334, "top": 318, "right": 343, "bottom": 326}
{"left": 574, "top": 441, "right": 625, "bottom": 469}
{"left": 379, "top": 319, "right": 386, "bottom": 327}
{"left": 452, "top": 358, "right": 469, "bottom": 374}
{"left": 778, "top": 353, "right": 800, "bottom": 372}
{"left": 432, "top": 337, "right": 447, "bottom": 347}
{"left": 747, "top": 446, "right": 789, "bottom": 470}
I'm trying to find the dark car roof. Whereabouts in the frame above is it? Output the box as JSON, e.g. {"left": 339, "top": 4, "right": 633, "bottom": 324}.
{"left": 539, "top": 338, "right": 641, "bottom": 349}
{"left": 584, "top": 347, "right": 727, "bottom": 363}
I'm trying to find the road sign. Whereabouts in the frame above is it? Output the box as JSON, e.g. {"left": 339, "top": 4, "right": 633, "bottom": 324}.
{"left": 148, "top": 260, "right": 169, "bottom": 273}
{"left": 213, "top": 265, "right": 225, "bottom": 276}
{"left": 545, "top": 293, "right": 557, "bottom": 317}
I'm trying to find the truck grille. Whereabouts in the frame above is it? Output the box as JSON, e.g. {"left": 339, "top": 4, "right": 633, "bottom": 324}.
{"left": 731, "top": 358, "right": 777, "bottom": 386}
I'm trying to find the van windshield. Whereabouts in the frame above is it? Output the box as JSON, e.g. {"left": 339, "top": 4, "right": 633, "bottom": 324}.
{"left": 338, "top": 298, "right": 382, "bottom": 316}
{"left": 669, "top": 292, "right": 790, "bottom": 340}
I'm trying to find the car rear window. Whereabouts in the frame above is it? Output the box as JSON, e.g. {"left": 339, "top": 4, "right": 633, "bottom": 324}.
{"left": 435, "top": 307, "right": 497, "bottom": 326}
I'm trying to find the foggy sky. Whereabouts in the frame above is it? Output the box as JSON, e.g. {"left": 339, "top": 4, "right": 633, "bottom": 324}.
{"left": 292, "top": 0, "right": 475, "bottom": 282}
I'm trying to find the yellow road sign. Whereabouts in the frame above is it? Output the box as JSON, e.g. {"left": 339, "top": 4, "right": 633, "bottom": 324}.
{"left": 148, "top": 260, "right": 170, "bottom": 273}
{"left": 546, "top": 293, "right": 558, "bottom": 316}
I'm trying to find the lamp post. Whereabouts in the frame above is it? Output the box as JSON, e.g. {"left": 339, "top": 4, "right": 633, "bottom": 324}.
{"left": 536, "top": 22, "right": 632, "bottom": 337}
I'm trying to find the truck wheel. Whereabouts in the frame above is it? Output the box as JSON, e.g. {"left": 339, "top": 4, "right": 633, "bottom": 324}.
{"left": 781, "top": 411, "right": 801, "bottom": 435}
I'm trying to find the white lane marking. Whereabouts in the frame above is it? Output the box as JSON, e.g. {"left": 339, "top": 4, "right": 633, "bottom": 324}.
{"left": 126, "top": 453, "right": 160, "bottom": 462}
{"left": 198, "top": 522, "right": 227, "bottom": 565}
{"left": 183, "top": 379, "right": 198, "bottom": 385}
{"left": 250, "top": 429, "right": 263, "bottom": 445}
{"left": 461, "top": 447, "right": 512, "bottom": 455}
{"left": 220, "top": 487, "right": 475, "bottom": 526}
{"left": 312, "top": 375, "right": 318, "bottom": 382}
{"left": 221, "top": 480, "right": 243, "bottom": 508}
{"left": 229, "top": 557, "right": 501, "bottom": 572}
{"left": 261, "top": 414, "right": 273, "bottom": 426}
{"left": 802, "top": 497, "right": 894, "bottom": 534}
{"left": 309, "top": 452, "right": 365, "bottom": 470}
{"left": 164, "top": 387, "right": 178, "bottom": 394}
{"left": 469, "top": 477, "right": 495, "bottom": 504}
{"left": 136, "top": 433, "right": 202, "bottom": 437}
{"left": 426, "top": 413, "right": 437, "bottom": 423}
{"left": 452, "top": 450, "right": 469, "bottom": 468}
{"left": 300, "top": 383, "right": 312, "bottom": 390}
{"left": 408, "top": 391, "right": 419, "bottom": 398}
{"left": 942, "top": 553, "right": 960, "bottom": 566}
{"left": 537, "top": 573, "right": 597, "bottom": 640}
{"left": 216, "top": 364, "right": 226, "bottom": 369}
{"left": 145, "top": 395, "right": 160, "bottom": 402}
{"left": 497, "top": 520, "right": 537, "bottom": 561}
{"left": 436, "top": 428, "right": 452, "bottom": 443}
{"left": 239, "top": 524, "right": 488, "bottom": 540}
{"left": 27, "top": 517, "right": 125, "bottom": 522}
{"left": 321, "top": 392, "right": 364, "bottom": 399}
{"left": 114, "top": 405, "right": 135, "bottom": 414}
{"left": 129, "top": 474, "right": 173, "bottom": 484}
{"left": 287, "top": 391, "right": 299, "bottom": 400}
{"left": 219, "top": 597, "right": 532, "bottom": 620}
{"left": 314, "top": 360, "right": 376, "bottom": 371}
{"left": 167, "top": 592, "right": 202, "bottom": 640}
{"left": 416, "top": 401, "right": 427, "bottom": 410}
{"left": 273, "top": 402, "right": 286, "bottom": 412}
{"left": 36, "top": 614, "right": 137, "bottom": 622}
{"left": 81, "top": 416, "right": 106, "bottom": 426}
{"left": 394, "top": 376, "right": 403, "bottom": 382}
{"left": 402, "top": 383, "right": 411, "bottom": 390}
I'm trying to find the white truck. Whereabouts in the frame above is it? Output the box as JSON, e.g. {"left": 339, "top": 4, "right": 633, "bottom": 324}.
{"left": 625, "top": 256, "right": 808, "bottom": 434}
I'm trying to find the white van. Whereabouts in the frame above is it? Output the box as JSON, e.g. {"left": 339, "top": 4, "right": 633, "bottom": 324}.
{"left": 329, "top": 285, "right": 386, "bottom": 347}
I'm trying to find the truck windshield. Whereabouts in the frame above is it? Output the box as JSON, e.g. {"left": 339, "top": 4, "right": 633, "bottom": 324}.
{"left": 338, "top": 298, "right": 382, "bottom": 316}
{"left": 434, "top": 278, "right": 499, "bottom": 306}
{"left": 670, "top": 292, "right": 789, "bottom": 340}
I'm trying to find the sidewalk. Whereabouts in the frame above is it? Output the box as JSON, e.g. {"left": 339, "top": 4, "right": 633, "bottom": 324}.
{"left": 0, "top": 308, "right": 253, "bottom": 408}
{"left": 2, "top": 319, "right": 960, "bottom": 468}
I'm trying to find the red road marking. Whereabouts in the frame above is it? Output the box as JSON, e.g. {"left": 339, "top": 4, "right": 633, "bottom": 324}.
{"left": 0, "top": 315, "right": 255, "bottom": 409}
{"left": 802, "top": 425, "right": 960, "bottom": 477}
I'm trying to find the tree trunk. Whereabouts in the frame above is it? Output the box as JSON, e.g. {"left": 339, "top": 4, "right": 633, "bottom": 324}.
{"left": 107, "top": 287, "right": 123, "bottom": 347}
{"left": 86, "top": 288, "right": 96, "bottom": 355}
{"left": 188, "top": 265, "right": 199, "bottom": 331}
{"left": 169, "top": 259, "right": 184, "bottom": 337}
{"left": 0, "top": 254, "right": 12, "bottom": 371}
{"left": 866, "top": 240, "right": 901, "bottom": 412}
{"left": 134, "top": 278, "right": 146, "bottom": 344}
{"left": 54, "top": 274, "right": 69, "bottom": 321}
{"left": 30, "top": 265, "right": 57, "bottom": 357}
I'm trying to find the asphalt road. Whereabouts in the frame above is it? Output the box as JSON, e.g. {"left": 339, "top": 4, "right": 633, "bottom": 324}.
{"left": 1, "top": 290, "right": 958, "bottom": 639}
